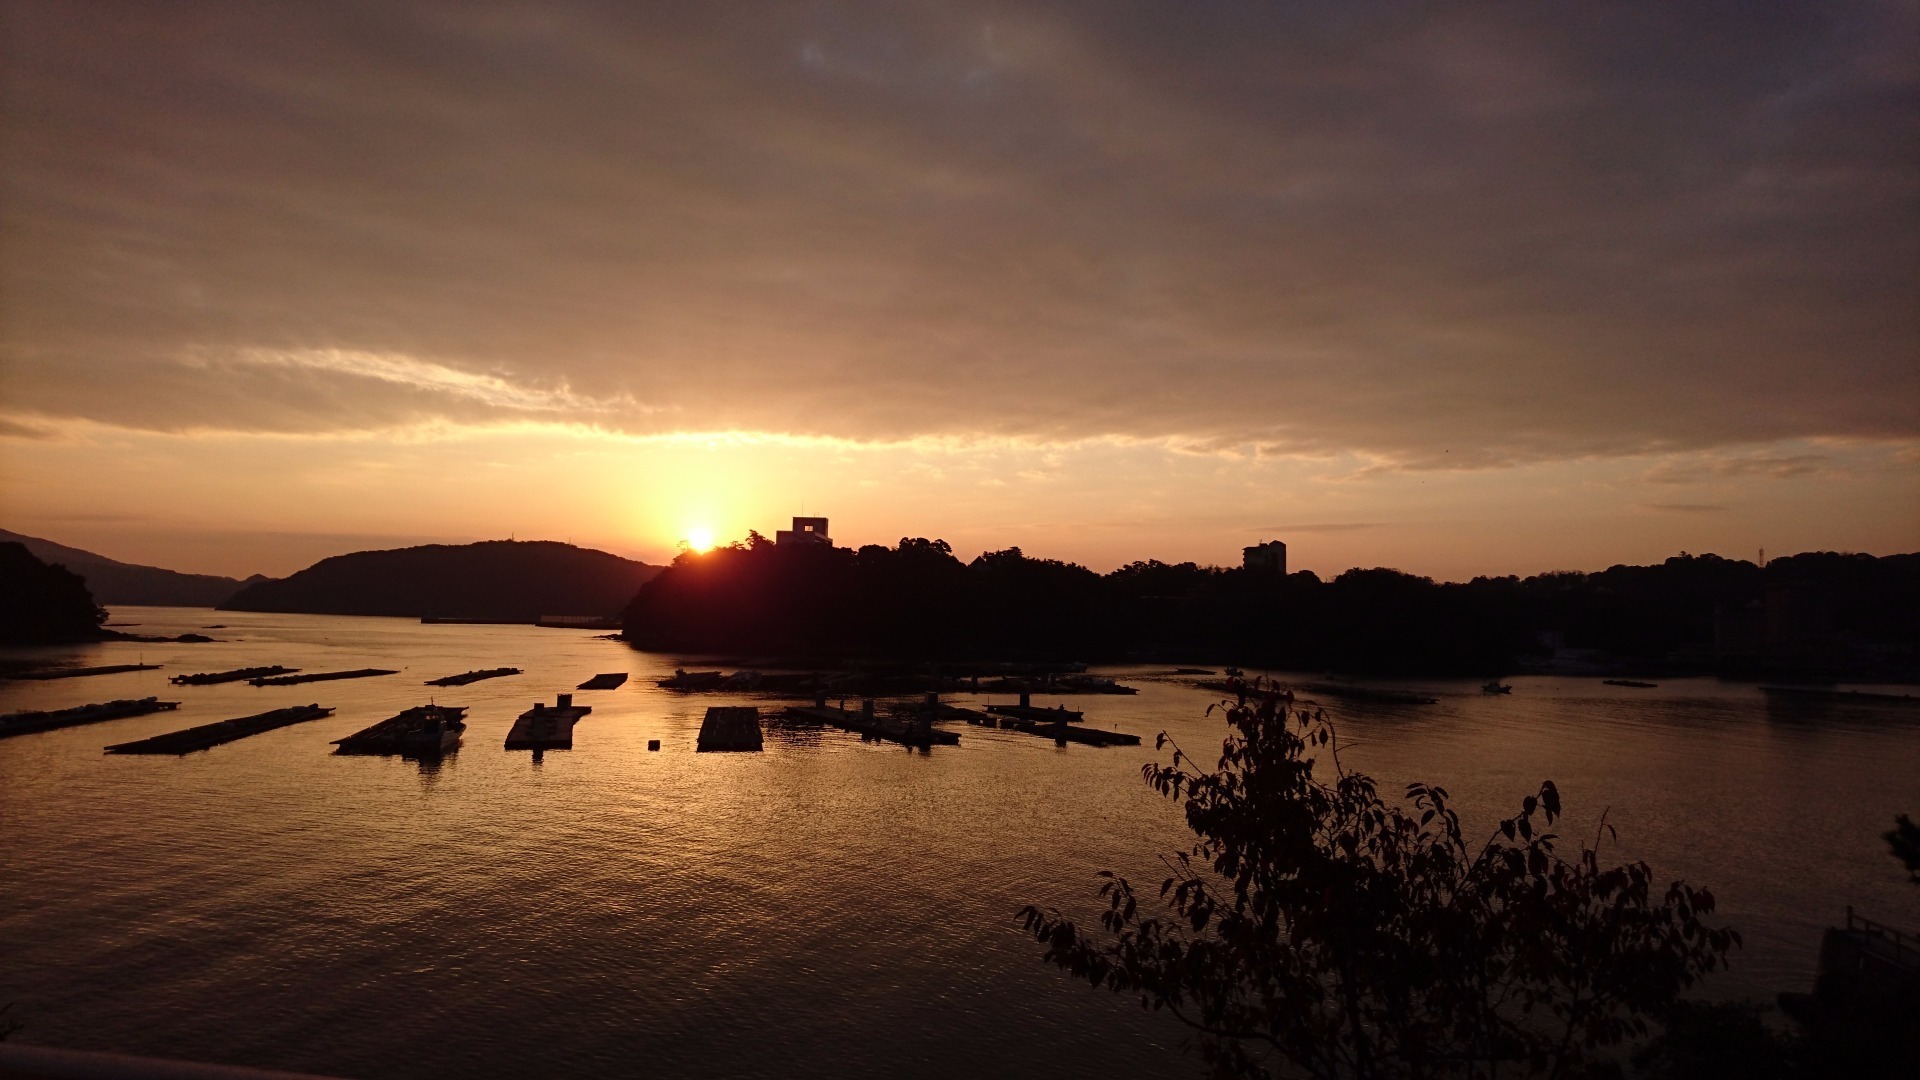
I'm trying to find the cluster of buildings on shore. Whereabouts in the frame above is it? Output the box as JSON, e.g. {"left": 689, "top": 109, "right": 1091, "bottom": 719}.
{"left": 764, "top": 516, "right": 1290, "bottom": 575}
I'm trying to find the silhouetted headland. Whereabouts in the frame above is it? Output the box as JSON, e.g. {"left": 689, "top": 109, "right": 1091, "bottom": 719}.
{"left": 220, "top": 539, "right": 660, "bottom": 622}
{"left": 623, "top": 537, "right": 1919, "bottom": 679}
{"left": 1, "top": 541, "right": 110, "bottom": 645}
{"left": 0, "top": 542, "right": 223, "bottom": 651}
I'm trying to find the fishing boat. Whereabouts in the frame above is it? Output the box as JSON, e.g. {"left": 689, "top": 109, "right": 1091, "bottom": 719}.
{"left": 658, "top": 669, "right": 725, "bottom": 691}
{"left": 333, "top": 705, "right": 468, "bottom": 757}
{"left": 1482, "top": 681, "right": 1512, "bottom": 695}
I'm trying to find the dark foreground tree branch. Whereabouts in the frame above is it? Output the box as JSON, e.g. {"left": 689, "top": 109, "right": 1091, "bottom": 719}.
{"left": 1887, "top": 814, "right": 1920, "bottom": 885}
{"left": 1021, "top": 686, "right": 1739, "bottom": 1080}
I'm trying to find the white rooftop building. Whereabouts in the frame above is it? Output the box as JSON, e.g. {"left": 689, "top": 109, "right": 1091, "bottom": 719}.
{"left": 775, "top": 516, "right": 832, "bottom": 546}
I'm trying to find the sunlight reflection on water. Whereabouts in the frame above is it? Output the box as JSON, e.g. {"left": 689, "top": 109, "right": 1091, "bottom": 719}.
{"left": 2, "top": 609, "right": 1915, "bottom": 1078}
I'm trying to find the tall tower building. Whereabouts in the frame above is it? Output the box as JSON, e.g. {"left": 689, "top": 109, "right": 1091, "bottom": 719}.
{"left": 1243, "top": 540, "right": 1287, "bottom": 575}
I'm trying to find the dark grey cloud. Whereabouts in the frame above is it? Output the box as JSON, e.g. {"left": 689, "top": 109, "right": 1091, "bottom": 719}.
{"left": 2, "top": 1, "right": 1914, "bottom": 465}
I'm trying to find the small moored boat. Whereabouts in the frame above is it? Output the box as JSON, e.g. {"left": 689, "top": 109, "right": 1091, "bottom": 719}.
{"left": 334, "top": 705, "right": 468, "bottom": 757}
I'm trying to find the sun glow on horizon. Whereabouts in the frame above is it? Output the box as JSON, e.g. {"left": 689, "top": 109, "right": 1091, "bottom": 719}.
{"left": 684, "top": 525, "right": 715, "bottom": 553}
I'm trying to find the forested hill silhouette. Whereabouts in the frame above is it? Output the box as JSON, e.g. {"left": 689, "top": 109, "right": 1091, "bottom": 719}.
{"left": 0, "top": 528, "right": 256, "bottom": 606}
{"left": 622, "top": 538, "right": 1920, "bottom": 676}
{"left": 0, "top": 541, "right": 107, "bottom": 644}
{"left": 221, "top": 540, "right": 660, "bottom": 621}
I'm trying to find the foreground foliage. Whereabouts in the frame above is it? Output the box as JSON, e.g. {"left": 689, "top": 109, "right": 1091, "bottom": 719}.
{"left": 1022, "top": 688, "right": 1739, "bottom": 1079}
{"left": 1888, "top": 814, "right": 1920, "bottom": 884}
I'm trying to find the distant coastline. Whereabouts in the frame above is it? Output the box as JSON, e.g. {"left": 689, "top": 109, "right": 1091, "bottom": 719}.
{"left": 7, "top": 526, "right": 1914, "bottom": 682}
{"left": 0, "top": 528, "right": 257, "bottom": 607}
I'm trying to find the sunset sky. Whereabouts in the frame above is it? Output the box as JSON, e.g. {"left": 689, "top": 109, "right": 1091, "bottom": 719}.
{"left": 2, "top": 2, "right": 1915, "bottom": 580}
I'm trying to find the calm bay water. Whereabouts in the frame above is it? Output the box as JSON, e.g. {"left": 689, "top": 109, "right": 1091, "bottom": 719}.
{"left": 3, "top": 607, "right": 1915, "bottom": 1078}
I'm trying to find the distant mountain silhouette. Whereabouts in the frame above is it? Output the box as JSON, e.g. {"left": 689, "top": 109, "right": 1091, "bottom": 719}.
{"left": 0, "top": 528, "right": 255, "bottom": 607}
{"left": 0, "top": 541, "right": 107, "bottom": 643}
{"left": 220, "top": 540, "right": 660, "bottom": 621}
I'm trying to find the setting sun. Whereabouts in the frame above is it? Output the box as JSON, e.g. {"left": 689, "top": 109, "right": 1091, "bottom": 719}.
{"left": 684, "top": 525, "right": 715, "bottom": 552}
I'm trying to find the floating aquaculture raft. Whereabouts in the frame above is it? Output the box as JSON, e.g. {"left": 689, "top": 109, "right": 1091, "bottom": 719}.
{"left": 425, "top": 668, "right": 521, "bottom": 687}
{"left": 171, "top": 666, "right": 298, "bottom": 686}
{"left": 3, "top": 664, "right": 163, "bottom": 681}
{"left": 251, "top": 668, "right": 399, "bottom": 686}
{"left": 105, "top": 705, "right": 334, "bottom": 755}
{"left": 696, "top": 707, "right": 763, "bottom": 752}
{"left": 504, "top": 695, "right": 591, "bottom": 750}
{"left": 0, "top": 697, "right": 179, "bottom": 739}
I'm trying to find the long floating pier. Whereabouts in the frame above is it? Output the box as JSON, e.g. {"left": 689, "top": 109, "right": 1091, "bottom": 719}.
{"left": 426, "top": 667, "right": 521, "bottom": 687}
{"left": 977, "top": 702, "right": 1141, "bottom": 746}
{"left": 1, "top": 697, "right": 180, "bottom": 739}
{"left": 505, "top": 694, "right": 591, "bottom": 750}
{"left": 577, "top": 672, "right": 629, "bottom": 690}
{"left": 334, "top": 705, "right": 467, "bottom": 756}
{"left": 985, "top": 702, "right": 1085, "bottom": 724}
{"left": 783, "top": 702, "right": 959, "bottom": 749}
{"left": 250, "top": 668, "right": 399, "bottom": 687}
{"left": 997, "top": 715, "right": 1142, "bottom": 747}
{"left": 104, "top": 704, "right": 335, "bottom": 755}
{"left": 3, "top": 664, "right": 163, "bottom": 682}
{"left": 171, "top": 666, "right": 298, "bottom": 686}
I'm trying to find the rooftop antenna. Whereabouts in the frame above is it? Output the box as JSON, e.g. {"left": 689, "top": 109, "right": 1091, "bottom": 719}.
{"left": 1759, "top": 547, "right": 1766, "bottom": 568}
